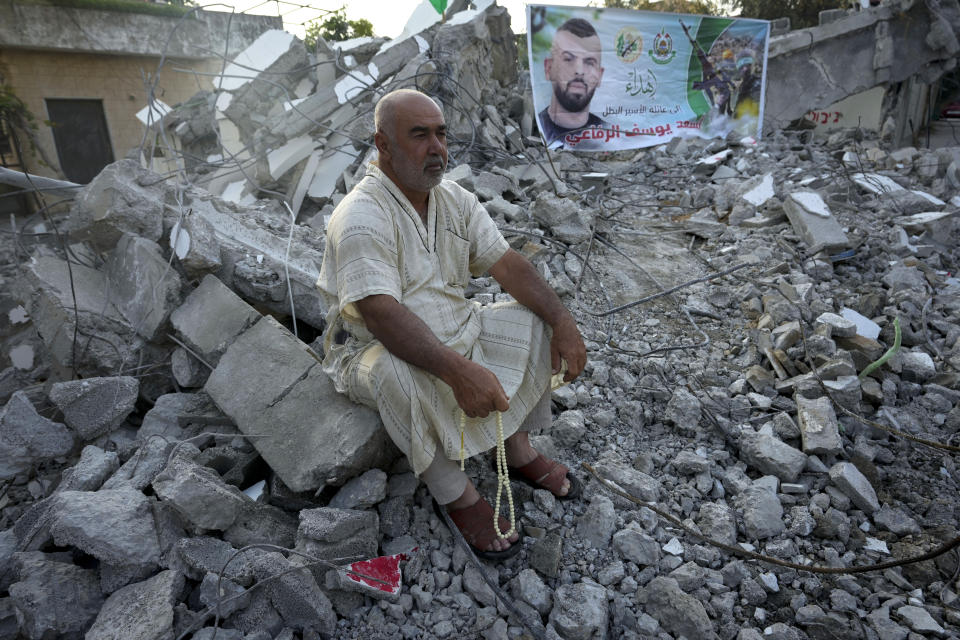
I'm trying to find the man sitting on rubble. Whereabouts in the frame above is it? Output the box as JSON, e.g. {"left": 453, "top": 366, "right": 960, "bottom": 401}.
{"left": 317, "top": 88, "right": 586, "bottom": 560}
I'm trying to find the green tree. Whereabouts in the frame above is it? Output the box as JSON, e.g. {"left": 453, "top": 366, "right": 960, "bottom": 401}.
{"left": 730, "top": 0, "right": 847, "bottom": 28}
{"left": 305, "top": 7, "right": 374, "bottom": 49}
{"left": 604, "top": 0, "right": 722, "bottom": 14}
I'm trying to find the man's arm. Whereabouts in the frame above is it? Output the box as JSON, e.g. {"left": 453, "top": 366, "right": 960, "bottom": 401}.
{"left": 354, "top": 295, "right": 510, "bottom": 418}
{"left": 488, "top": 249, "right": 586, "bottom": 382}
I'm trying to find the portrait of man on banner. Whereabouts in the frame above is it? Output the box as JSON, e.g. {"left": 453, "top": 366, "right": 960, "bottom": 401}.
{"left": 537, "top": 18, "right": 608, "bottom": 145}
{"left": 527, "top": 4, "right": 770, "bottom": 152}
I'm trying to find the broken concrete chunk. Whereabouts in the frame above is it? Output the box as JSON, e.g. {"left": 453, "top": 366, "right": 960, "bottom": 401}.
{"left": 839, "top": 308, "right": 881, "bottom": 340}
{"left": 0, "top": 391, "right": 75, "bottom": 481}
{"left": 169, "top": 214, "right": 222, "bottom": 277}
{"left": 783, "top": 191, "right": 849, "bottom": 253}
{"left": 205, "top": 315, "right": 394, "bottom": 492}
{"left": 247, "top": 550, "right": 336, "bottom": 636}
{"left": 829, "top": 462, "right": 879, "bottom": 514}
{"left": 881, "top": 265, "right": 928, "bottom": 293}
{"left": 48, "top": 376, "right": 138, "bottom": 441}
{"left": 152, "top": 455, "right": 248, "bottom": 530}
{"left": 736, "top": 485, "right": 785, "bottom": 539}
{"left": 663, "top": 387, "right": 702, "bottom": 432}
{"left": 58, "top": 445, "right": 120, "bottom": 492}
{"left": 899, "top": 350, "right": 936, "bottom": 383}
{"left": 296, "top": 507, "right": 379, "bottom": 563}
{"left": 173, "top": 536, "right": 254, "bottom": 586}
{"left": 137, "top": 391, "right": 226, "bottom": 446}
{"left": 530, "top": 192, "right": 592, "bottom": 244}
{"left": 593, "top": 462, "right": 662, "bottom": 502}
{"left": 48, "top": 488, "right": 161, "bottom": 569}
{"left": 642, "top": 577, "right": 718, "bottom": 640}
{"left": 105, "top": 235, "right": 183, "bottom": 340}
{"left": 795, "top": 395, "right": 843, "bottom": 456}
{"left": 85, "top": 570, "right": 184, "bottom": 640}
{"left": 738, "top": 431, "right": 807, "bottom": 482}
{"left": 328, "top": 468, "right": 387, "bottom": 510}
{"left": 815, "top": 312, "right": 857, "bottom": 338}
{"left": 64, "top": 159, "right": 172, "bottom": 251}
{"left": 170, "top": 275, "right": 261, "bottom": 366}
{"left": 15, "top": 255, "right": 142, "bottom": 375}
{"left": 8, "top": 552, "right": 104, "bottom": 640}
{"left": 548, "top": 581, "right": 610, "bottom": 640}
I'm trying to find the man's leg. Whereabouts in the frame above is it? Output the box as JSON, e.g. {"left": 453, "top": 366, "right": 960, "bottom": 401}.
{"left": 504, "top": 387, "right": 571, "bottom": 496}
{"left": 420, "top": 453, "right": 518, "bottom": 552}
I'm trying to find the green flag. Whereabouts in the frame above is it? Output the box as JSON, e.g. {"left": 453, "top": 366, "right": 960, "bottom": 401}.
{"left": 429, "top": 0, "right": 447, "bottom": 14}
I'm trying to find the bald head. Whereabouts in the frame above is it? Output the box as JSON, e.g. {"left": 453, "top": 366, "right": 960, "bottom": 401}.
{"left": 374, "top": 89, "right": 443, "bottom": 140}
{"left": 373, "top": 89, "right": 448, "bottom": 199}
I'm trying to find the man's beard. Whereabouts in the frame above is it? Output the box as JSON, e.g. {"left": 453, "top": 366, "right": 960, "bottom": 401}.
{"left": 396, "top": 153, "right": 446, "bottom": 192}
{"left": 553, "top": 80, "right": 596, "bottom": 114}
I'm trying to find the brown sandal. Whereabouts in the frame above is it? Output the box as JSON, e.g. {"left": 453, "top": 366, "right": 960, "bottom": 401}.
{"left": 509, "top": 453, "right": 583, "bottom": 500}
{"left": 434, "top": 498, "right": 521, "bottom": 562}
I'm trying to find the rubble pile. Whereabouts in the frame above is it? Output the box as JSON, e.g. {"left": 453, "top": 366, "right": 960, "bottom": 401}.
{"left": 2, "top": 2, "right": 960, "bottom": 639}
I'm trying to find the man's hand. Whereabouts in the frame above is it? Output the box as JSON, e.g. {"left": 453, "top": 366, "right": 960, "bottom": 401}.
{"left": 446, "top": 360, "right": 510, "bottom": 418}
{"left": 551, "top": 314, "right": 587, "bottom": 383}
{"left": 489, "top": 249, "right": 588, "bottom": 384}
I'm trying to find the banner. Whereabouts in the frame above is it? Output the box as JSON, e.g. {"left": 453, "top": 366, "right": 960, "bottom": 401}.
{"left": 527, "top": 5, "right": 770, "bottom": 151}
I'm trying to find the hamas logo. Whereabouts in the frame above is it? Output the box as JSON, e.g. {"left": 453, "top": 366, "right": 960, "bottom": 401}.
{"left": 648, "top": 30, "right": 676, "bottom": 65}
{"left": 615, "top": 27, "right": 643, "bottom": 64}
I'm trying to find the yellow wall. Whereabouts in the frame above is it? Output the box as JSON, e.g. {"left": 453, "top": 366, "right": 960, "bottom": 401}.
{"left": 0, "top": 48, "right": 220, "bottom": 180}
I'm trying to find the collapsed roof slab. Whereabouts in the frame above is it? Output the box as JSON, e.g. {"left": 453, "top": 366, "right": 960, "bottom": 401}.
{"left": 764, "top": 0, "right": 960, "bottom": 129}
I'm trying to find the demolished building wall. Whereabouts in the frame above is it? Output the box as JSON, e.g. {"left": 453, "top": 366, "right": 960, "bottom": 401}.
{"left": 0, "top": 4, "right": 281, "bottom": 182}
{"left": 764, "top": 0, "right": 960, "bottom": 141}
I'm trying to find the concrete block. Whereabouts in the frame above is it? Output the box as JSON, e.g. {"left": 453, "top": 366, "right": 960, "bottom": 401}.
{"left": 170, "top": 275, "right": 261, "bottom": 366}
{"left": 85, "top": 570, "right": 183, "bottom": 640}
{"left": 48, "top": 488, "right": 161, "bottom": 569}
{"left": 296, "top": 507, "right": 379, "bottom": 562}
{"left": 173, "top": 536, "right": 254, "bottom": 587}
{"left": 205, "top": 315, "right": 394, "bottom": 492}
{"left": 48, "top": 376, "right": 139, "bottom": 441}
{"left": 169, "top": 214, "right": 222, "bottom": 277}
{"left": 171, "top": 347, "right": 209, "bottom": 388}
{"left": 15, "top": 255, "right": 142, "bottom": 374}
{"left": 105, "top": 235, "right": 183, "bottom": 340}
{"left": 247, "top": 550, "right": 336, "bottom": 636}
{"left": 65, "top": 160, "right": 172, "bottom": 251}
{"left": 8, "top": 552, "right": 103, "bottom": 639}
{"left": 795, "top": 395, "right": 843, "bottom": 456}
{"left": 58, "top": 445, "right": 120, "bottom": 492}
{"left": 152, "top": 455, "right": 248, "bottom": 530}
{"left": 829, "top": 462, "right": 880, "bottom": 514}
{"left": 784, "top": 191, "right": 849, "bottom": 253}
{"left": 223, "top": 500, "right": 298, "bottom": 550}
{"left": 738, "top": 431, "right": 807, "bottom": 482}
{"left": 0, "top": 391, "right": 75, "bottom": 480}
{"left": 135, "top": 390, "right": 224, "bottom": 445}
{"left": 182, "top": 192, "right": 327, "bottom": 328}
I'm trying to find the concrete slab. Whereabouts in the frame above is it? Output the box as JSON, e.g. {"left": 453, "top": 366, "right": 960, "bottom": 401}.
{"left": 170, "top": 275, "right": 261, "bottom": 366}
{"left": 795, "top": 395, "right": 843, "bottom": 456}
{"left": 105, "top": 235, "right": 183, "bottom": 340}
{"left": 48, "top": 376, "right": 139, "bottom": 441}
{"left": 784, "top": 191, "right": 849, "bottom": 253}
{"left": 0, "top": 391, "right": 75, "bottom": 480}
{"left": 205, "top": 315, "right": 395, "bottom": 492}
{"left": 65, "top": 160, "right": 172, "bottom": 251}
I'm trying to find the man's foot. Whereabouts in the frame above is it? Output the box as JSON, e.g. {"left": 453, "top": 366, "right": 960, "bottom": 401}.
{"left": 504, "top": 431, "right": 575, "bottom": 498}
{"left": 442, "top": 482, "right": 519, "bottom": 557}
